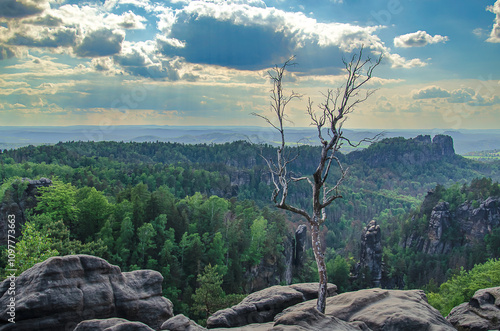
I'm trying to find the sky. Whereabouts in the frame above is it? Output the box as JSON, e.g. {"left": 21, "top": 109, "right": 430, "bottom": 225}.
{"left": 0, "top": 0, "right": 499, "bottom": 130}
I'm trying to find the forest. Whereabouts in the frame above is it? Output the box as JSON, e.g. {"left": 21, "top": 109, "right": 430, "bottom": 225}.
{"left": 1, "top": 136, "right": 500, "bottom": 322}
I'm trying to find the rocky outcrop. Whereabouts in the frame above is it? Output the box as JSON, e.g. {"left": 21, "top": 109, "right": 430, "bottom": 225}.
{"left": 359, "top": 220, "right": 382, "bottom": 287}
{"left": 206, "top": 283, "right": 337, "bottom": 329}
{"left": 348, "top": 134, "right": 456, "bottom": 168}
{"left": 276, "top": 288, "right": 455, "bottom": 331}
{"left": 457, "top": 197, "right": 500, "bottom": 242}
{"left": 403, "top": 195, "right": 500, "bottom": 255}
{"left": 161, "top": 314, "right": 206, "bottom": 331}
{"left": 294, "top": 224, "right": 307, "bottom": 268}
{"left": 74, "top": 318, "right": 155, "bottom": 331}
{"left": 446, "top": 287, "right": 500, "bottom": 331}
{"left": 244, "top": 224, "right": 308, "bottom": 293}
{"left": 0, "top": 255, "right": 173, "bottom": 331}
{"left": 0, "top": 177, "right": 52, "bottom": 244}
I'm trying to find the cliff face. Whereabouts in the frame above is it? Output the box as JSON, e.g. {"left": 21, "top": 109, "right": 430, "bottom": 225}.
{"left": 403, "top": 194, "right": 500, "bottom": 255}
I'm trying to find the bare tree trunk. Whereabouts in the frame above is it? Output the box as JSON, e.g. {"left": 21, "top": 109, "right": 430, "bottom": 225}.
{"left": 311, "top": 218, "right": 327, "bottom": 313}
{"left": 255, "top": 47, "right": 381, "bottom": 314}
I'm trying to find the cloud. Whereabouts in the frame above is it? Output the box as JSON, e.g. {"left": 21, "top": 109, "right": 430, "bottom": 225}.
{"left": 412, "top": 86, "right": 451, "bottom": 99}
{"left": 0, "top": 45, "right": 15, "bottom": 59}
{"left": 386, "top": 53, "right": 427, "bottom": 69}
{"left": 7, "top": 27, "right": 76, "bottom": 48}
{"left": 394, "top": 31, "right": 448, "bottom": 48}
{"left": 155, "top": 1, "right": 423, "bottom": 71}
{"left": 74, "top": 28, "right": 124, "bottom": 57}
{"left": 0, "top": 0, "right": 48, "bottom": 18}
{"left": 448, "top": 88, "right": 476, "bottom": 103}
{"left": 487, "top": 0, "right": 500, "bottom": 43}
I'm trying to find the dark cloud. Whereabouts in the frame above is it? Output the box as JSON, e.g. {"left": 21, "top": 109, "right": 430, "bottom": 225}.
{"left": 0, "top": 0, "right": 45, "bottom": 18}
{"left": 7, "top": 29, "right": 76, "bottom": 48}
{"left": 121, "top": 62, "right": 181, "bottom": 81}
{"left": 0, "top": 45, "right": 15, "bottom": 59}
{"left": 158, "top": 16, "right": 293, "bottom": 70}
{"left": 29, "top": 14, "right": 63, "bottom": 27}
{"left": 113, "top": 50, "right": 147, "bottom": 67}
{"left": 74, "top": 28, "right": 124, "bottom": 58}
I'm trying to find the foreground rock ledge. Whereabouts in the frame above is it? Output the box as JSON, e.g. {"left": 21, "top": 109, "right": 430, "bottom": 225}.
{"left": 0, "top": 255, "right": 173, "bottom": 331}
{"left": 446, "top": 286, "right": 500, "bottom": 331}
{"left": 207, "top": 283, "right": 337, "bottom": 328}
{"left": 276, "top": 288, "right": 455, "bottom": 331}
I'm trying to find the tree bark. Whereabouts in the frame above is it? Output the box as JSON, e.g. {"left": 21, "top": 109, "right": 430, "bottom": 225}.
{"left": 311, "top": 217, "right": 327, "bottom": 313}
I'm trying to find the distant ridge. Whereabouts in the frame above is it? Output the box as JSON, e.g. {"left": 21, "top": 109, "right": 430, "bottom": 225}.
{"left": 1, "top": 126, "right": 500, "bottom": 154}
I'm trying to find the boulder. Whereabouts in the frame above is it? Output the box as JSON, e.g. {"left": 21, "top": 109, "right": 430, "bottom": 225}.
{"left": 446, "top": 286, "right": 500, "bottom": 331}
{"left": 277, "top": 288, "right": 454, "bottom": 331}
{"left": 161, "top": 314, "right": 206, "bottom": 331}
{"left": 0, "top": 255, "right": 173, "bottom": 331}
{"left": 74, "top": 318, "right": 155, "bottom": 331}
{"left": 206, "top": 283, "right": 337, "bottom": 329}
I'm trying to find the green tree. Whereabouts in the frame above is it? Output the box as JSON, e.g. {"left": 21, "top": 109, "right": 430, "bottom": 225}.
{"left": 428, "top": 259, "right": 500, "bottom": 316}
{"left": 36, "top": 180, "right": 79, "bottom": 231}
{"left": 136, "top": 222, "right": 157, "bottom": 267}
{"left": 4, "top": 222, "right": 59, "bottom": 277}
{"left": 116, "top": 216, "right": 134, "bottom": 264}
{"left": 192, "top": 264, "right": 225, "bottom": 323}
{"left": 76, "top": 187, "right": 112, "bottom": 242}
{"left": 245, "top": 216, "right": 268, "bottom": 266}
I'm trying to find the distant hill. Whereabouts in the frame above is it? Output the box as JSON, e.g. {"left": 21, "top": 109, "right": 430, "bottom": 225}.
{"left": 2, "top": 126, "right": 500, "bottom": 154}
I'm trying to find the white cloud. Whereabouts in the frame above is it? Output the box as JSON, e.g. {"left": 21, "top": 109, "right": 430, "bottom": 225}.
{"left": 394, "top": 31, "right": 448, "bottom": 48}
{"left": 487, "top": 0, "right": 500, "bottom": 43}
{"left": 386, "top": 53, "right": 427, "bottom": 69}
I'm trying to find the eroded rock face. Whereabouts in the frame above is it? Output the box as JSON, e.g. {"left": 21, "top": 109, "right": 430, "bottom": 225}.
{"left": 277, "top": 288, "right": 454, "bottom": 331}
{"left": 206, "top": 283, "right": 337, "bottom": 329}
{"left": 0, "top": 255, "right": 173, "bottom": 331}
{"left": 404, "top": 196, "right": 500, "bottom": 256}
{"left": 359, "top": 220, "right": 382, "bottom": 287}
{"left": 446, "top": 287, "right": 500, "bottom": 331}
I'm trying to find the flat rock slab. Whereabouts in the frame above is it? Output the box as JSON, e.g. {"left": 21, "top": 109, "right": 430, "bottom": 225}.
{"left": 0, "top": 255, "right": 173, "bottom": 331}
{"left": 207, "top": 283, "right": 337, "bottom": 329}
{"left": 446, "top": 286, "right": 500, "bottom": 331}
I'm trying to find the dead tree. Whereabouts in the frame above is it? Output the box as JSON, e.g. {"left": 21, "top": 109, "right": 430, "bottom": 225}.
{"left": 254, "top": 47, "right": 381, "bottom": 313}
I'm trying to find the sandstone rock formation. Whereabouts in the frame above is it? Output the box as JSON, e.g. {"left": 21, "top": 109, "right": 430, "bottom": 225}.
{"left": 446, "top": 286, "right": 500, "bottom": 331}
{"left": 244, "top": 224, "right": 308, "bottom": 293}
{"left": 0, "top": 177, "right": 52, "bottom": 244}
{"left": 294, "top": 224, "right": 307, "bottom": 268}
{"left": 277, "top": 288, "right": 455, "bottom": 331}
{"left": 206, "top": 283, "right": 337, "bottom": 329}
{"left": 359, "top": 220, "right": 382, "bottom": 287}
{"left": 161, "top": 314, "right": 206, "bottom": 331}
{"left": 74, "top": 318, "right": 155, "bottom": 331}
{"left": 0, "top": 255, "right": 173, "bottom": 331}
{"left": 403, "top": 195, "right": 500, "bottom": 255}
